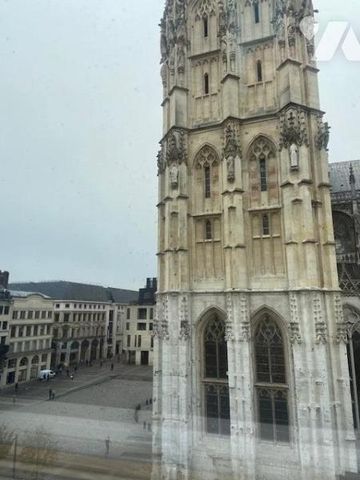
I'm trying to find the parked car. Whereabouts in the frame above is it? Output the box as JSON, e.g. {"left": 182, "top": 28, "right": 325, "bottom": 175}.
{"left": 38, "top": 369, "right": 56, "bottom": 380}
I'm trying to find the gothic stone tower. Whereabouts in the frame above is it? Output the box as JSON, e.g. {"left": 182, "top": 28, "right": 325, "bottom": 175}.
{"left": 152, "top": 1, "right": 358, "bottom": 479}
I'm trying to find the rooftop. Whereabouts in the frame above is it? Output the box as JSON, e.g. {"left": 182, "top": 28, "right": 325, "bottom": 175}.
{"left": 329, "top": 160, "right": 360, "bottom": 194}
{"left": 8, "top": 281, "right": 138, "bottom": 304}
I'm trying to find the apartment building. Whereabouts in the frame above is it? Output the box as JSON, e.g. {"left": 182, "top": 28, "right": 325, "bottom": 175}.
{"left": 2, "top": 292, "right": 53, "bottom": 386}
{"left": 9, "top": 281, "right": 138, "bottom": 368}
{"left": 122, "top": 278, "right": 156, "bottom": 366}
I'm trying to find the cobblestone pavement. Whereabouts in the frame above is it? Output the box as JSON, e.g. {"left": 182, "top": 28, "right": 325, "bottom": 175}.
{"left": 0, "top": 363, "right": 154, "bottom": 475}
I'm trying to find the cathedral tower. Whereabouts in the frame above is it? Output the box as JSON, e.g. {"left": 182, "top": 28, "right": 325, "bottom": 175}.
{"left": 153, "top": 1, "right": 358, "bottom": 479}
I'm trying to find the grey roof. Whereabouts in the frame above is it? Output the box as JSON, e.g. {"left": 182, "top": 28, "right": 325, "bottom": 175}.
{"left": 329, "top": 160, "right": 360, "bottom": 194}
{"left": 8, "top": 281, "right": 138, "bottom": 304}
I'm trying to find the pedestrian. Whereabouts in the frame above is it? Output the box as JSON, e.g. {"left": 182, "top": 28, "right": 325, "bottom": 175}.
{"left": 74, "top": 366, "right": 77, "bottom": 372}
{"left": 110, "top": 363, "right": 114, "bottom": 371}
{"left": 48, "top": 389, "right": 52, "bottom": 401}
{"left": 100, "top": 360, "right": 103, "bottom": 368}
{"left": 14, "top": 382, "right": 18, "bottom": 393}
{"left": 105, "top": 436, "right": 110, "bottom": 457}
{"left": 66, "top": 369, "right": 69, "bottom": 377}
{"left": 52, "top": 391, "right": 56, "bottom": 400}
{"left": 46, "top": 374, "right": 50, "bottom": 382}
{"left": 70, "top": 374, "right": 74, "bottom": 380}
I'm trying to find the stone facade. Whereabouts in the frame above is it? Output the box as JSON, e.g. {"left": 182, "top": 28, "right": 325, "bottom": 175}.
{"left": 1, "top": 293, "right": 53, "bottom": 386}
{"left": 153, "top": 1, "right": 357, "bottom": 480}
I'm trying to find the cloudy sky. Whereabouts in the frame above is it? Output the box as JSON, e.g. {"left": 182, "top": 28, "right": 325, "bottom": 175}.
{"left": 0, "top": 0, "right": 359, "bottom": 289}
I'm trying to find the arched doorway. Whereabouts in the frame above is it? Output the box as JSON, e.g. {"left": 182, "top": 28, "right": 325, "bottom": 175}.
{"left": 91, "top": 340, "right": 99, "bottom": 361}
{"left": 30, "top": 355, "right": 39, "bottom": 379}
{"left": 80, "top": 340, "right": 89, "bottom": 362}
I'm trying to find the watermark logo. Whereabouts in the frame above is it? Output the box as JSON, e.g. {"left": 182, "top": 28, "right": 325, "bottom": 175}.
{"left": 300, "top": 17, "right": 360, "bottom": 62}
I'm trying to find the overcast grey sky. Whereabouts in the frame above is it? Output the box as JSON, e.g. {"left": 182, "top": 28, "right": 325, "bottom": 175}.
{"left": 0, "top": 0, "right": 359, "bottom": 289}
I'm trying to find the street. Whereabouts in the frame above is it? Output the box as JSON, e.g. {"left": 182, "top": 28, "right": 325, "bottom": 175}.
{"left": 0, "top": 362, "right": 153, "bottom": 479}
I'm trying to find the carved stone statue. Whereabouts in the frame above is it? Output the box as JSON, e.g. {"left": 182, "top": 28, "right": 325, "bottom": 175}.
{"left": 226, "top": 156, "right": 235, "bottom": 182}
{"left": 169, "top": 163, "right": 179, "bottom": 188}
{"left": 289, "top": 143, "right": 299, "bottom": 170}
{"left": 160, "top": 18, "right": 168, "bottom": 64}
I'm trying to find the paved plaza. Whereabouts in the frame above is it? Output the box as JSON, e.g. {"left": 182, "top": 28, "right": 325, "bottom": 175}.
{"left": 0, "top": 362, "right": 154, "bottom": 479}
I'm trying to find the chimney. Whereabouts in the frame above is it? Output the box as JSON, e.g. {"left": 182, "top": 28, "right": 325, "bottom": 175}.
{"left": 0, "top": 271, "right": 9, "bottom": 290}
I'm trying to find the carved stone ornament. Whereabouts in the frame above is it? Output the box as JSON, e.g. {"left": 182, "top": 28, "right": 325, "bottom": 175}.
{"left": 239, "top": 322, "right": 250, "bottom": 342}
{"left": 160, "top": 0, "right": 188, "bottom": 77}
{"left": 313, "top": 293, "right": 328, "bottom": 344}
{"left": 195, "top": 0, "right": 216, "bottom": 20}
{"left": 179, "top": 320, "right": 191, "bottom": 341}
{"left": 289, "top": 293, "right": 302, "bottom": 344}
{"left": 157, "top": 147, "right": 166, "bottom": 175}
{"left": 335, "top": 323, "right": 349, "bottom": 344}
{"left": 315, "top": 116, "right": 331, "bottom": 151}
{"left": 279, "top": 107, "right": 309, "bottom": 150}
{"left": 289, "top": 322, "right": 302, "bottom": 344}
{"left": 153, "top": 297, "right": 170, "bottom": 340}
{"left": 178, "top": 296, "right": 190, "bottom": 341}
{"left": 225, "top": 322, "right": 235, "bottom": 342}
{"left": 166, "top": 129, "right": 187, "bottom": 166}
{"left": 272, "top": 0, "right": 315, "bottom": 48}
{"left": 218, "top": 0, "right": 239, "bottom": 71}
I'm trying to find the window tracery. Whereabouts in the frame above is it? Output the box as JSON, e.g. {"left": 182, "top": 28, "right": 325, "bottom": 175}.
{"left": 203, "top": 314, "right": 230, "bottom": 435}
{"left": 254, "top": 315, "right": 289, "bottom": 442}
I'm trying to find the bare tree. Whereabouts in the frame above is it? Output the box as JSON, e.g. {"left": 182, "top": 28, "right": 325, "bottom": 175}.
{"left": 19, "top": 428, "right": 58, "bottom": 480}
{"left": 0, "top": 424, "right": 15, "bottom": 459}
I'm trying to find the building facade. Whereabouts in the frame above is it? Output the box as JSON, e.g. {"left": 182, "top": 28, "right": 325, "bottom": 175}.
{"left": 9, "top": 281, "right": 138, "bottom": 369}
{"left": 0, "top": 272, "right": 11, "bottom": 386}
{"left": 153, "top": 2, "right": 357, "bottom": 480}
{"left": 2, "top": 292, "right": 53, "bottom": 386}
{"left": 122, "top": 278, "right": 156, "bottom": 366}
{"left": 330, "top": 160, "right": 360, "bottom": 434}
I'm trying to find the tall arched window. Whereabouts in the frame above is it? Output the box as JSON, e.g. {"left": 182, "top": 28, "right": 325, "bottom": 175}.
{"left": 203, "top": 314, "right": 230, "bottom": 435}
{"left": 204, "top": 73, "right": 209, "bottom": 95}
{"left": 205, "top": 220, "right": 212, "bottom": 240}
{"left": 256, "top": 60, "right": 263, "bottom": 82}
{"left": 254, "top": 2, "right": 260, "bottom": 23}
{"left": 259, "top": 155, "right": 267, "bottom": 191}
{"left": 255, "top": 315, "right": 289, "bottom": 442}
{"left": 203, "top": 16, "right": 209, "bottom": 37}
{"left": 204, "top": 165, "right": 211, "bottom": 198}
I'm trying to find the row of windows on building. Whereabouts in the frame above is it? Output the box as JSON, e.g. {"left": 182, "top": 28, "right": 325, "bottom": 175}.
{"left": 201, "top": 214, "right": 271, "bottom": 242}
{"left": 9, "top": 338, "right": 52, "bottom": 354}
{"left": 126, "top": 334, "right": 154, "bottom": 349}
{"left": 7, "top": 354, "right": 49, "bottom": 369}
{"left": 126, "top": 307, "right": 154, "bottom": 320}
{"left": 0, "top": 321, "right": 8, "bottom": 331}
{"left": 200, "top": 60, "right": 263, "bottom": 96}
{"left": 204, "top": 314, "right": 288, "bottom": 441}
{"left": 203, "top": 158, "right": 268, "bottom": 200}
{"left": 53, "top": 326, "right": 105, "bottom": 339}
{"left": 126, "top": 322, "right": 154, "bottom": 332}
{"left": 201, "top": 4, "right": 261, "bottom": 39}
{"left": 0, "top": 305, "right": 10, "bottom": 315}
{"left": 55, "top": 303, "right": 107, "bottom": 310}
{"left": 13, "top": 310, "right": 52, "bottom": 320}
{"left": 54, "top": 312, "right": 106, "bottom": 323}
{"left": 10, "top": 324, "right": 52, "bottom": 338}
